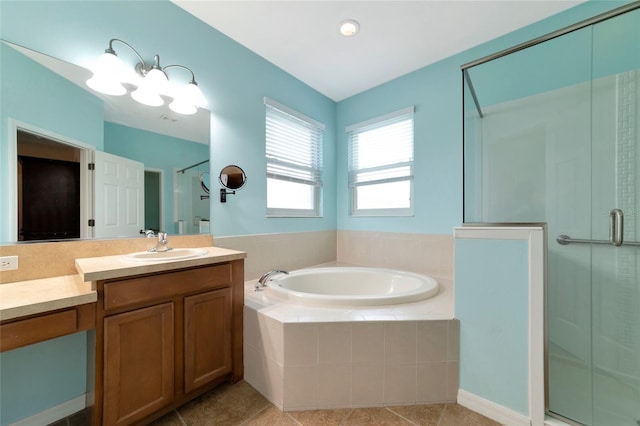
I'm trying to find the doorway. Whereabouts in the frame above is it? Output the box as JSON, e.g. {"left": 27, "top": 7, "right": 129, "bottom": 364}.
{"left": 17, "top": 129, "right": 83, "bottom": 241}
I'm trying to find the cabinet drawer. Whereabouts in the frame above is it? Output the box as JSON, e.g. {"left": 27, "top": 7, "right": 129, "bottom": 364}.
{"left": 0, "top": 304, "right": 95, "bottom": 352}
{"left": 104, "top": 263, "right": 232, "bottom": 311}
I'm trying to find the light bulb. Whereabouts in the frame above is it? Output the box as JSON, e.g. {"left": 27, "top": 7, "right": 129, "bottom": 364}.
{"left": 339, "top": 19, "right": 360, "bottom": 37}
{"left": 184, "top": 82, "right": 207, "bottom": 107}
{"left": 169, "top": 98, "right": 197, "bottom": 115}
{"left": 143, "top": 67, "right": 169, "bottom": 92}
{"left": 86, "top": 51, "right": 127, "bottom": 95}
{"left": 131, "top": 86, "right": 164, "bottom": 107}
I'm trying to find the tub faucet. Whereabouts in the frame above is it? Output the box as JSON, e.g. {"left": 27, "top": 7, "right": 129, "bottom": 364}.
{"left": 148, "top": 232, "right": 172, "bottom": 252}
{"left": 256, "top": 269, "right": 289, "bottom": 291}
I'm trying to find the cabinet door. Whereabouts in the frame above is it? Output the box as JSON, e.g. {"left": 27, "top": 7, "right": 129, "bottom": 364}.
{"left": 103, "top": 303, "right": 174, "bottom": 426}
{"left": 184, "top": 288, "right": 232, "bottom": 393}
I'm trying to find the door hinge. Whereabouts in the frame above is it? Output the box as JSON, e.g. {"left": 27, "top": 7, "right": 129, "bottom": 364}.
{"left": 88, "top": 219, "right": 95, "bottom": 227}
{"left": 88, "top": 163, "right": 95, "bottom": 170}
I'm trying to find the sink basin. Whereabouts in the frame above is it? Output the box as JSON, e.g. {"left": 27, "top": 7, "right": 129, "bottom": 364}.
{"left": 122, "top": 248, "right": 209, "bottom": 262}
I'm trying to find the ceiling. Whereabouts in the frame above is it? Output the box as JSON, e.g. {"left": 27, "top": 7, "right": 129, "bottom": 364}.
{"left": 172, "top": 0, "right": 585, "bottom": 101}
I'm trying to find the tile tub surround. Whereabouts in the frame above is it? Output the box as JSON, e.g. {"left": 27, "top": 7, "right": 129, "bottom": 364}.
{"left": 215, "top": 231, "right": 337, "bottom": 280}
{"left": 337, "top": 231, "right": 454, "bottom": 281}
{"left": 243, "top": 273, "right": 458, "bottom": 411}
{"left": 0, "top": 234, "right": 214, "bottom": 284}
{"left": 187, "top": 230, "right": 453, "bottom": 282}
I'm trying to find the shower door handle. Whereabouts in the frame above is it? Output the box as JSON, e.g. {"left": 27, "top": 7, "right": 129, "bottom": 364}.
{"left": 557, "top": 208, "right": 640, "bottom": 247}
{"left": 609, "top": 209, "right": 624, "bottom": 247}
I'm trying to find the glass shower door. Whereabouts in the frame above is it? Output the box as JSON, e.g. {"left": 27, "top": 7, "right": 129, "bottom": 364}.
{"left": 462, "top": 6, "right": 639, "bottom": 424}
{"left": 589, "top": 9, "right": 640, "bottom": 425}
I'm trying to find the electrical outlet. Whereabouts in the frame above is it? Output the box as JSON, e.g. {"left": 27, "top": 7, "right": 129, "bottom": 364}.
{"left": 0, "top": 256, "right": 18, "bottom": 271}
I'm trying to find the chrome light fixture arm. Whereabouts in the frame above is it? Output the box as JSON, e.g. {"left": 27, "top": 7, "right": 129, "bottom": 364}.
{"left": 106, "top": 38, "right": 147, "bottom": 70}
{"left": 163, "top": 64, "right": 198, "bottom": 85}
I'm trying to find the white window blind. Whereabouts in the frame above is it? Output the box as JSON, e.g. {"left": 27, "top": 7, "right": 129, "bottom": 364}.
{"left": 347, "top": 106, "right": 414, "bottom": 216}
{"left": 265, "top": 98, "right": 324, "bottom": 216}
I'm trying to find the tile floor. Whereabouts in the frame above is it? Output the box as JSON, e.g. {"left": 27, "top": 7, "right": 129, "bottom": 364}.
{"left": 150, "top": 380, "right": 502, "bottom": 426}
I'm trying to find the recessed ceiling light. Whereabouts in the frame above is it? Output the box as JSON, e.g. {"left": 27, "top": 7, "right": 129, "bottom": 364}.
{"left": 339, "top": 19, "right": 360, "bottom": 37}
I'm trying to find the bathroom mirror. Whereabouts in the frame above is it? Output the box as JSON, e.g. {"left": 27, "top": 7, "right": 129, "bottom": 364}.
{"left": 0, "top": 40, "right": 211, "bottom": 242}
{"left": 219, "top": 165, "right": 246, "bottom": 203}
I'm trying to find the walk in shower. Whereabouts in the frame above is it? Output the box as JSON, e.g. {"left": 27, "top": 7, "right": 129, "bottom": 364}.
{"left": 462, "top": 3, "right": 639, "bottom": 425}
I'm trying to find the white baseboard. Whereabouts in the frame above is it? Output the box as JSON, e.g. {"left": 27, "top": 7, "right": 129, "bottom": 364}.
{"left": 9, "top": 395, "right": 85, "bottom": 426}
{"left": 458, "top": 389, "right": 530, "bottom": 426}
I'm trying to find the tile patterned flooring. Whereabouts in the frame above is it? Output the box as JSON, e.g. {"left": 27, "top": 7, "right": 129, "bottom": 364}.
{"left": 150, "top": 380, "right": 502, "bottom": 426}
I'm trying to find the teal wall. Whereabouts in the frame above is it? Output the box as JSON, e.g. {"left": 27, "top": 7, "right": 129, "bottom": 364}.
{"left": 0, "top": 332, "right": 87, "bottom": 425}
{"left": 104, "top": 122, "right": 210, "bottom": 233}
{"left": 455, "top": 238, "right": 530, "bottom": 415}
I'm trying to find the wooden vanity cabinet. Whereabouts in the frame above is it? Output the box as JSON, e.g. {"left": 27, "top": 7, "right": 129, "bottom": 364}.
{"left": 92, "top": 260, "right": 244, "bottom": 426}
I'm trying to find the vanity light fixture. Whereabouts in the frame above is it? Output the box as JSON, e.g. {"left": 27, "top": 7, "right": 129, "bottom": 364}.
{"left": 339, "top": 19, "right": 360, "bottom": 37}
{"left": 86, "top": 38, "right": 207, "bottom": 114}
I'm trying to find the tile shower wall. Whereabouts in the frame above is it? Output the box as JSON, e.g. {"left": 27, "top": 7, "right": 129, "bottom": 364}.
{"left": 244, "top": 306, "right": 460, "bottom": 411}
{"left": 215, "top": 231, "right": 337, "bottom": 280}
{"left": 337, "top": 230, "right": 454, "bottom": 280}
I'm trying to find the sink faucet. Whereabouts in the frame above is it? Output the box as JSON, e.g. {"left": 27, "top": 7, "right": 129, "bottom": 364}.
{"left": 141, "top": 229, "right": 156, "bottom": 238}
{"left": 255, "top": 269, "right": 289, "bottom": 291}
{"left": 148, "top": 232, "right": 172, "bottom": 253}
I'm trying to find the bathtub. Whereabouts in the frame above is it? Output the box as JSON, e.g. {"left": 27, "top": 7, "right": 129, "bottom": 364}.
{"left": 244, "top": 265, "right": 457, "bottom": 411}
{"left": 265, "top": 266, "right": 438, "bottom": 306}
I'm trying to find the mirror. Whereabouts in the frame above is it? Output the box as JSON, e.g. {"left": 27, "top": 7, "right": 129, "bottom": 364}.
{"left": 200, "top": 172, "right": 211, "bottom": 194}
{"left": 219, "top": 165, "right": 246, "bottom": 203}
{"left": 0, "top": 40, "right": 211, "bottom": 242}
{"left": 219, "top": 165, "right": 247, "bottom": 190}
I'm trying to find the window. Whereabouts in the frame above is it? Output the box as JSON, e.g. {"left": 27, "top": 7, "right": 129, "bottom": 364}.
{"left": 265, "top": 98, "right": 324, "bottom": 217}
{"left": 347, "top": 106, "right": 414, "bottom": 216}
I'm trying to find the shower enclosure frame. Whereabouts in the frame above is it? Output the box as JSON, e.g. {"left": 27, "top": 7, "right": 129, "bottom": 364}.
{"left": 460, "top": 2, "right": 640, "bottom": 425}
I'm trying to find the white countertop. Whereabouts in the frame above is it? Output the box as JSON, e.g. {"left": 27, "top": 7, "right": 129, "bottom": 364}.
{"left": 0, "top": 275, "right": 96, "bottom": 322}
{"left": 1, "top": 246, "right": 245, "bottom": 322}
{"left": 75, "top": 246, "right": 246, "bottom": 282}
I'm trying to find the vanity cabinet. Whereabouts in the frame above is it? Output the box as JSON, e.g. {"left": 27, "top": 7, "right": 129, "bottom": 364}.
{"left": 184, "top": 288, "right": 232, "bottom": 393}
{"left": 92, "top": 259, "right": 244, "bottom": 426}
{"left": 103, "top": 303, "right": 175, "bottom": 425}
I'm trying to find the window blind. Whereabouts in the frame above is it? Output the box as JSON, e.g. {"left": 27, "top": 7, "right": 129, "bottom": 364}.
{"left": 347, "top": 107, "right": 414, "bottom": 189}
{"left": 265, "top": 99, "right": 323, "bottom": 188}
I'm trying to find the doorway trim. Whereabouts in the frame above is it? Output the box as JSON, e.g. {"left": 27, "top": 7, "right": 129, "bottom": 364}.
{"left": 8, "top": 118, "right": 94, "bottom": 241}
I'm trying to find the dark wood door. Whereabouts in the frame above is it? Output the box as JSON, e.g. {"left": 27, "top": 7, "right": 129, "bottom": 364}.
{"left": 184, "top": 288, "right": 232, "bottom": 393}
{"left": 19, "top": 155, "right": 80, "bottom": 240}
{"left": 103, "top": 303, "right": 174, "bottom": 426}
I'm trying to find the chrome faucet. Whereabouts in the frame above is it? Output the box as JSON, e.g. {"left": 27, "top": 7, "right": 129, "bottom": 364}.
{"left": 255, "top": 269, "right": 289, "bottom": 291}
{"left": 141, "top": 229, "right": 156, "bottom": 238}
{"left": 148, "top": 232, "right": 172, "bottom": 252}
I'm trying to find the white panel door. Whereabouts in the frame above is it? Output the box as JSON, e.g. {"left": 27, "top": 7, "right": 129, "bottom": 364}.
{"left": 94, "top": 151, "right": 144, "bottom": 238}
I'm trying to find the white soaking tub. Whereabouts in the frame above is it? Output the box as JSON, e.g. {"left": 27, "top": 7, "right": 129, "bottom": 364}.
{"left": 266, "top": 266, "right": 438, "bottom": 306}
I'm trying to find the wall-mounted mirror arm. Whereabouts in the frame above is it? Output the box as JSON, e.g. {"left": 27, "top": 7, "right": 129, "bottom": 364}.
{"left": 220, "top": 188, "right": 235, "bottom": 203}
{"left": 219, "top": 165, "right": 246, "bottom": 203}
